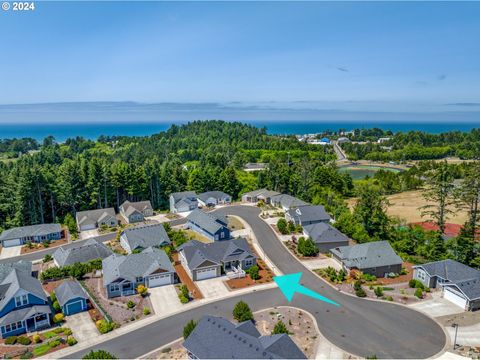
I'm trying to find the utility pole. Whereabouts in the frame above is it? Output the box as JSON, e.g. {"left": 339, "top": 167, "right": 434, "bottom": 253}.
{"left": 452, "top": 323, "right": 459, "bottom": 350}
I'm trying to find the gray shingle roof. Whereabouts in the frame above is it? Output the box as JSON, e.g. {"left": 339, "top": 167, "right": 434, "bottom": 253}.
{"left": 197, "top": 191, "right": 231, "bottom": 203}
{"left": 330, "top": 241, "right": 402, "bottom": 270}
{"left": 182, "top": 315, "right": 306, "bottom": 359}
{"left": 121, "top": 223, "right": 171, "bottom": 251}
{"left": 243, "top": 189, "right": 281, "bottom": 199}
{"left": 187, "top": 209, "right": 228, "bottom": 235}
{"left": 120, "top": 200, "right": 153, "bottom": 217}
{"left": 415, "top": 259, "right": 480, "bottom": 300}
{"left": 171, "top": 191, "right": 197, "bottom": 203}
{"left": 102, "top": 247, "right": 175, "bottom": 285}
{"left": 55, "top": 280, "right": 88, "bottom": 306}
{"left": 179, "top": 238, "right": 256, "bottom": 270}
{"left": 0, "top": 261, "right": 32, "bottom": 283}
{"left": 286, "top": 205, "right": 331, "bottom": 224}
{"left": 270, "top": 194, "right": 308, "bottom": 209}
{"left": 303, "top": 223, "right": 349, "bottom": 245}
{"left": 0, "top": 224, "right": 61, "bottom": 241}
{"left": 0, "top": 305, "right": 51, "bottom": 327}
{"left": 76, "top": 208, "right": 116, "bottom": 227}
{"left": 0, "top": 269, "right": 47, "bottom": 312}
{"left": 53, "top": 239, "right": 113, "bottom": 267}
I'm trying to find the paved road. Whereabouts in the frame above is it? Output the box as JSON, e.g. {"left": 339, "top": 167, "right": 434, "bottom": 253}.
{"left": 333, "top": 140, "right": 347, "bottom": 161}
{"left": 65, "top": 206, "right": 446, "bottom": 359}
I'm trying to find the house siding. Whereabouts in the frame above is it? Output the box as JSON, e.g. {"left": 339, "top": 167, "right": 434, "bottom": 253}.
{"left": 315, "top": 241, "right": 349, "bottom": 254}
{"left": 188, "top": 222, "right": 230, "bottom": 242}
{"left": 412, "top": 268, "right": 435, "bottom": 288}
{"left": 0, "top": 293, "right": 47, "bottom": 318}
{"left": 355, "top": 264, "right": 402, "bottom": 278}
{"left": 127, "top": 213, "right": 145, "bottom": 223}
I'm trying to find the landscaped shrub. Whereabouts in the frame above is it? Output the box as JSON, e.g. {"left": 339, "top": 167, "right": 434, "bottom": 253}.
{"left": 96, "top": 319, "right": 114, "bottom": 334}
{"left": 43, "top": 254, "right": 53, "bottom": 263}
{"left": 247, "top": 265, "right": 260, "bottom": 280}
{"left": 63, "top": 328, "right": 72, "bottom": 336}
{"left": 32, "top": 334, "right": 41, "bottom": 344}
{"left": 5, "top": 336, "right": 17, "bottom": 345}
{"left": 353, "top": 279, "right": 362, "bottom": 291}
{"left": 414, "top": 281, "right": 424, "bottom": 290}
{"left": 355, "top": 287, "right": 367, "bottom": 297}
{"left": 53, "top": 300, "right": 61, "bottom": 313}
{"left": 17, "top": 336, "right": 32, "bottom": 345}
{"left": 386, "top": 296, "right": 394, "bottom": 301}
{"left": 20, "top": 351, "right": 33, "bottom": 359}
{"left": 48, "top": 339, "right": 61, "bottom": 348}
{"left": 180, "top": 285, "right": 189, "bottom": 298}
{"left": 143, "top": 307, "right": 151, "bottom": 315}
{"left": 287, "top": 221, "right": 296, "bottom": 233}
{"left": 82, "top": 350, "right": 117, "bottom": 359}
{"left": 297, "top": 237, "right": 319, "bottom": 257}
{"left": 414, "top": 288, "right": 424, "bottom": 299}
{"left": 53, "top": 313, "right": 64, "bottom": 323}
{"left": 126, "top": 300, "right": 135, "bottom": 309}
{"left": 277, "top": 218, "right": 288, "bottom": 235}
{"left": 67, "top": 336, "right": 78, "bottom": 346}
{"left": 233, "top": 301, "right": 253, "bottom": 322}
{"left": 179, "top": 294, "right": 189, "bottom": 304}
{"left": 409, "top": 279, "right": 417, "bottom": 288}
{"left": 361, "top": 273, "right": 377, "bottom": 282}
{"left": 374, "top": 287, "right": 384, "bottom": 298}
{"left": 400, "top": 267, "right": 408, "bottom": 275}
{"left": 183, "top": 319, "right": 197, "bottom": 339}
{"left": 136, "top": 284, "right": 148, "bottom": 297}
{"left": 271, "top": 320, "right": 289, "bottom": 335}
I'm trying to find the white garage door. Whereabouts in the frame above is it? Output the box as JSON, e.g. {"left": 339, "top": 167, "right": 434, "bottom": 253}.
{"left": 147, "top": 274, "right": 171, "bottom": 288}
{"left": 444, "top": 288, "right": 467, "bottom": 309}
{"left": 80, "top": 224, "right": 96, "bottom": 231}
{"left": 3, "top": 238, "right": 22, "bottom": 247}
{"left": 196, "top": 267, "right": 217, "bottom": 281}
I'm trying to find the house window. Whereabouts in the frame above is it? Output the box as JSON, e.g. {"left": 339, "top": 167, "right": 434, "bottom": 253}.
{"left": 5, "top": 321, "right": 23, "bottom": 332}
{"left": 15, "top": 294, "right": 28, "bottom": 307}
{"left": 215, "top": 235, "right": 219, "bottom": 241}
{"left": 245, "top": 260, "right": 253, "bottom": 267}
{"left": 220, "top": 232, "right": 225, "bottom": 239}
{"left": 110, "top": 284, "right": 120, "bottom": 292}
{"left": 136, "top": 277, "right": 143, "bottom": 283}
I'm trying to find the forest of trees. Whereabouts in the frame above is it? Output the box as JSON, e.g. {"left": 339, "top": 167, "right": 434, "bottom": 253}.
{"left": 341, "top": 128, "right": 480, "bottom": 161}
{"left": 0, "top": 120, "right": 343, "bottom": 232}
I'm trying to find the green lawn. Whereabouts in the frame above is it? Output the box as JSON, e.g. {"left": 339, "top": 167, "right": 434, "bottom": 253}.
{"left": 33, "top": 343, "right": 52, "bottom": 357}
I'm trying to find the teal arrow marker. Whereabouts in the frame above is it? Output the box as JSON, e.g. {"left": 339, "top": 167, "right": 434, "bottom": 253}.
{"left": 273, "top": 272, "right": 340, "bottom": 307}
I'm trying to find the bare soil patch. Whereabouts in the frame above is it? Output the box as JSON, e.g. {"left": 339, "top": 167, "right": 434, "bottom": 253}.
{"left": 227, "top": 216, "right": 245, "bottom": 231}
{"left": 21, "top": 238, "right": 69, "bottom": 254}
{"left": 225, "top": 258, "right": 273, "bottom": 290}
{"left": 142, "top": 340, "right": 187, "bottom": 359}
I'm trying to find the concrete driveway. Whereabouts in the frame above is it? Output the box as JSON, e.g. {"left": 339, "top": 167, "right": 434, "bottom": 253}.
{"left": 446, "top": 322, "right": 480, "bottom": 347}
{"left": 66, "top": 312, "right": 98, "bottom": 343}
{"left": 409, "top": 297, "right": 464, "bottom": 318}
{"left": 302, "top": 257, "right": 342, "bottom": 271}
{"left": 149, "top": 285, "right": 182, "bottom": 316}
{"left": 0, "top": 245, "right": 22, "bottom": 259}
{"left": 79, "top": 229, "right": 99, "bottom": 240}
{"left": 195, "top": 276, "right": 230, "bottom": 299}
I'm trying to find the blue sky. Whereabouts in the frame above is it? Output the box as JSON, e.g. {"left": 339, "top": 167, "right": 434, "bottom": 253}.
{"left": 0, "top": 1, "right": 479, "bottom": 122}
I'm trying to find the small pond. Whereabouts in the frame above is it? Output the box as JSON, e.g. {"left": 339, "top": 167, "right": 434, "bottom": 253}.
{"left": 339, "top": 165, "right": 402, "bottom": 180}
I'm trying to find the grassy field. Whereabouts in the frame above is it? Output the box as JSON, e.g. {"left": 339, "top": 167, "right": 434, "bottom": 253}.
{"left": 347, "top": 189, "right": 469, "bottom": 225}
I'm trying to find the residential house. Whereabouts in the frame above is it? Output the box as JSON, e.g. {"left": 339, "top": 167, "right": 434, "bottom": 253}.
{"left": 54, "top": 280, "right": 88, "bottom": 316}
{"left": 169, "top": 191, "right": 198, "bottom": 213}
{"left": 76, "top": 208, "right": 117, "bottom": 232}
{"left": 53, "top": 239, "right": 113, "bottom": 267}
{"left": 302, "top": 223, "right": 349, "bottom": 253}
{"left": 183, "top": 315, "right": 306, "bottom": 359}
{"left": 330, "top": 241, "right": 403, "bottom": 278}
{"left": 241, "top": 189, "right": 280, "bottom": 204}
{"left": 119, "top": 223, "right": 171, "bottom": 254}
{"left": 186, "top": 209, "right": 230, "bottom": 242}
{"left": 197, "top": 191, "right": 232, "bottom": 207}
{"left": 243, "top": 163, "right": 267, "bottom": 172}
{"left": 178, "top": 238, "right": 256, "bottom": 281}
{"left": 102, "top": 247, "right": 176, "bottom": 298}
{"left": 285, "top": 205, "right": 331, "bottom": 227}
{"left": 413, "top": 260, "right": 480, "bottom": 311}
{"left": 0, "top": 268, "right": 51, "bottom": 338}
{"left": 0, "top": 224, "right": 62, "bottom": 248}
{"left": 119, "top": 200, "right": 154, "bottom": 223}
{"left": 270, "top": 194, "right": 308, "bottom": 211}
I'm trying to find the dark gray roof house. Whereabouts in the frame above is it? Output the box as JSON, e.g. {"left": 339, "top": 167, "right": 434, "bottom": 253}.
{"left": 53, "top": 239, "right": 113, "bottom": 267}
{"left": 270, "top": 194, "right": 308, "bottom": 211}
{"left": 103, "top": 247, "right": 176, "bottom": 298}
{"left": 330, "top": 241, "right": 403, "bottom": 278}
{"left": 169, "top": 191, "right": 198, "bottom": 213}
{"left": 0, "top": 224, "right": 62, "bottom": 247}
{"left": 119, "top": 223, "right": 171, "bottom": 253}
{"left": 186, "top": 209, "right": 230, "bottom": 241}
{"left": 178, "top": 238, "right": 256, "bottom": 281}
{"left": 119, "top": 200, "right": 154, "bottom": 223}
{"left": 285, "top": 205, "right": 331, "bottom": 226}
{"left": 303, "top": 223, "right": 349, "bottom": 253}
{"left": 197, "top": 191, "right": 232, "bottom": 207}
{"left": 183, "top": 315, "right": 306, "bottom": 359}
{"left": 76, "top": 208, "right": 117, "bottom": 232}
{"left": 413, "top": 259, "right": 480, "bottom": 311}
{"left": 0, "top": 261, "right": 32, "bottom": 283}
{"left": 241, "top": 189, "right": 280, "bottom": 204}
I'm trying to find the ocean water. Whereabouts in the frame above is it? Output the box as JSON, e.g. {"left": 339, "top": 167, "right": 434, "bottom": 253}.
{"left": 0, "top": 121, "right": 478, "bottom": 141}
